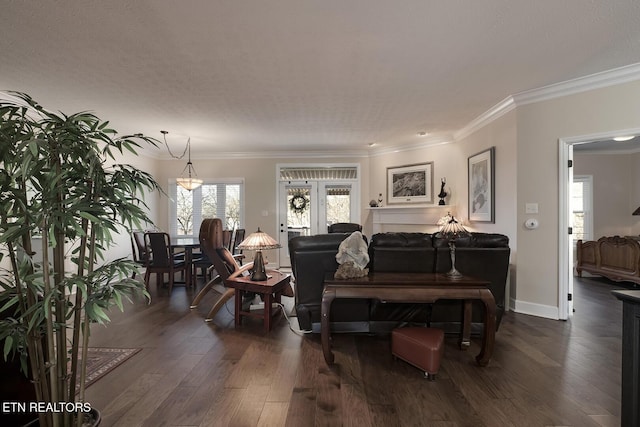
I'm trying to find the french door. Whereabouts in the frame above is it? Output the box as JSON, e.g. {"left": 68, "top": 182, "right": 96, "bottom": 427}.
{"left": 278, "top": 180, "right": 357, "bottom": 267}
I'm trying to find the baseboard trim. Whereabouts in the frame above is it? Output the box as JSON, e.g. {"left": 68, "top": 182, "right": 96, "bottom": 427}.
{"left": 510, "top": 298, "right": 559, "bottom": 320}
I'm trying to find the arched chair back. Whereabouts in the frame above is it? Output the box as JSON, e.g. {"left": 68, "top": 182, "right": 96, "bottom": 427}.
{"left": 191, "top": 218, "right": 253, "bottom": 321}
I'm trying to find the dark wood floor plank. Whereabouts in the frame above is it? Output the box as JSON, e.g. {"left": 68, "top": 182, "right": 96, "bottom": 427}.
{"left": 82, "top": 276, "right": 625, "bottom": 427}
{"left": 315, "top": 363, "right": 343, "bottom": 425}
{"left": 93, "top": 373, "right": 163, "bottom": 427}
{"left": 257, "top": 401, "right": 289, "bottom": 427}
{"left": 229, "top": 384, "right": 270, "bottom": 426}
{"left": 198, "top": 387, "right": 245, "bottom": 427}
{"left": 367, "top": 404, "right": 401, "bottom": 427}
{"left": 285, "top": 387, "right": 317, "bottom": 427}
{"left": 340, "top": 383, "right": 373, "bottom": 427}
{"left": 266, "top": 347, "right": 300, "bottom": 402}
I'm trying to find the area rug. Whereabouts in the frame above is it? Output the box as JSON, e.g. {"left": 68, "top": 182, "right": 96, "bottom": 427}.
{"left": 77, "top": 347, "right": 141, "bottom": 389}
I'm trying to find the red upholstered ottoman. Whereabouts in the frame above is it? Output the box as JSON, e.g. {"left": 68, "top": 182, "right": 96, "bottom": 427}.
{"left": 391, "top": 327, "right": 445, "bottom": 380}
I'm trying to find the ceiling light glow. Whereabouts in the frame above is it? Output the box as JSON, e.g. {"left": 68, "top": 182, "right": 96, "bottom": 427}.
{"left": 613, "top": 136, "right": 635, "bottom": 142}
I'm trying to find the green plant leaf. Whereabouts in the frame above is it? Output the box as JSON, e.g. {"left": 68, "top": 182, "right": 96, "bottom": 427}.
{"left": 3, "top": 335, "right": 13, "bottom": 359}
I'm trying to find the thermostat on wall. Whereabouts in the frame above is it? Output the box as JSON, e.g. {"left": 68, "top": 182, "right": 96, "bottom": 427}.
{"left": 524, "top": 218, "right": 539, "bottom": 229}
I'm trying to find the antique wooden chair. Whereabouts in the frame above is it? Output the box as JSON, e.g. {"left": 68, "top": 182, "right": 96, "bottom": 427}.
{"left": 143, "top": 232, "right": 188, "bottom": 294}
{"left": 190, "top": 218, "right": 254, "bottom": 321}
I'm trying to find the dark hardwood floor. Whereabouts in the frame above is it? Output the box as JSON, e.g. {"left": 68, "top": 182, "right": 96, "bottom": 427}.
{"left": 84, "top": 275, "right": 628, "bottom": 427}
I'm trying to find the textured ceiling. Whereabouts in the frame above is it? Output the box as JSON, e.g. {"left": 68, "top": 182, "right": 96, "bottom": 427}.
{"left": 2, "top": 0, "right": 640, "bottom": 157}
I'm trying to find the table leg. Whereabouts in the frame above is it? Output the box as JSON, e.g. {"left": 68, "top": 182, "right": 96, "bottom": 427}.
{"left": 234, "top": 289, "right": 242, "bottom": 328}
{"left": 264, "top": 292, "right": 272, "bottom": 333}
{"left": 476, "top": 289, "right": 497, "bottom": 366}
{"left": 460, "top": 300, "right": 472, "bottom": 350}
{"left": 185, "top": 248, "right": 193, "bottom": 287}
{"left": 321, "top": 287, "right": 336, "bottom": 365}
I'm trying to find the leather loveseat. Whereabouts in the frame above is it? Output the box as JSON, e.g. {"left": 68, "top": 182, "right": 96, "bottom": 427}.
{"left": 289, "top": 231, "right": 510, "bottom": 334}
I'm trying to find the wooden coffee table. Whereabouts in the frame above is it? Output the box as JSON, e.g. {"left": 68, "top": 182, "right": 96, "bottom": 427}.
{"left": 322, "top": 272, "right": 496, "bottom": 366}
{"left": 225, "top": 270, "right": 290, "bottom": 333}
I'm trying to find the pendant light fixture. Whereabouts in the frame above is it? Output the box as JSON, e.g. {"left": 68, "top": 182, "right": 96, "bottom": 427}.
{"left": 161, "top": 130, "right": 203, "bottom": 191}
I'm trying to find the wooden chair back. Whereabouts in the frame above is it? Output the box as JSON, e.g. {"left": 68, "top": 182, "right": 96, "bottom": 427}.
{"left": 199, "top": 218, "right": 240, "bottom": 281}
{"left": 231, "top": 229, "right": 246, "bottom": 255}
{"left": 145, "top": 232, "right": 173, "bottom": 267}
{"left": 131, "top": 230, "right": 148, "bottom": 263}
{"left": 143, "top": 231, "right": 187, "bottom": 293}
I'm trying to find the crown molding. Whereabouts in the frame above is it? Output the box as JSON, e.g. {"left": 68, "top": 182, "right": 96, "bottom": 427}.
{"left": 456, "top": 62, "right": 640, "bottom": 142}
{"left": 513, "top": 62, "right": 640, "bottom": 106}
{"left": 368, "top": 135, "right": 454, "bottom": 157}
{"left": 454, "top": 96, "right": 516, "bottom": 141}
{"left": 148, "top": 148, "right": 371, "bottom": 160}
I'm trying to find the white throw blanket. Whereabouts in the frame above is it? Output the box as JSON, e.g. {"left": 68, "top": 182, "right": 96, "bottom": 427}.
{"left": 335, "top": 231, "right": 369, "bottom": 269}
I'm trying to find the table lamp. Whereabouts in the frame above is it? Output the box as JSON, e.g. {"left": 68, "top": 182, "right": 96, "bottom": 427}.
{"left": 237, "top": 228, "right": 281, "bottom": 281}
{"left": 437, "top": 215, "right": 469, "bottom": 278}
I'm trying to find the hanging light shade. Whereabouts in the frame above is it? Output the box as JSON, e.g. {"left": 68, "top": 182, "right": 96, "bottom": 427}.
{"left": 176, "top": 175, "right": 203, "bottom": 191}
{"left": 162, "top": 130, "right": 203, "bottom": 191}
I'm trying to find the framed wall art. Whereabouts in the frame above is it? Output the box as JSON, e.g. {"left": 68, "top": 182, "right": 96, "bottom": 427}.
{"left": 387, "top": 162, "right": 434, "bottom": 204}
{"left": 468, "top": 147, "right": 495, "bottom": 223}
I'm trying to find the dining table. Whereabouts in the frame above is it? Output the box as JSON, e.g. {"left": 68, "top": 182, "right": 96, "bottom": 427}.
{"left": 171, "top": 236, "right": 201, "bottom": 288}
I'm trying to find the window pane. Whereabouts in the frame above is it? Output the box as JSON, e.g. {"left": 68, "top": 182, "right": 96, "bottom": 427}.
{"left": 326, "top": 194, "right": 351, "bottom": 225}
{"left": 287, "top": 188, "right": 311, "bottom": 237}
{"left": 225, "top": 184, "right": 241, "bottom": 229}
{"left": 176, "top": 186, "right": 193, "bottom": 235}
{"left": 571, "top": 182, "right": 584, "bottom": 211}
{"left": 573, "top": 212, "right": 585, "bottom": 241}
{"left": 171, "top": 181, "right": 243, "bottom": 237}
{"left": 201, "top": 185, "right": 218, "bottom": 219}
{"left": 571, "top": 177, "right": 592, "bottom": 242}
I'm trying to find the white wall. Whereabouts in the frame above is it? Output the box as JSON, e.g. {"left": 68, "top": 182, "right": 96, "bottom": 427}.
{"left": 366, "top": 142, "right": 462, "bottom": 235}
{"left": 515, "top": 79, "right": 640, "bottom": 317}
{"left": 105, "top": 151, "right": 161, "bottom": 263}
{"left": 453, "top": 110, "right": 518, "bottom": 307}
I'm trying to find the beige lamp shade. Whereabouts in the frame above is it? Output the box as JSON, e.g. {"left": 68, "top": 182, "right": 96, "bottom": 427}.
{"left": 237, "top": 228, "right": 281, "bottom": 250}
{"left": 439, "top": 216, "right": 469, "bottom": 239}
{"left": 237, "top": 228, "right": 281, "bottom": 281}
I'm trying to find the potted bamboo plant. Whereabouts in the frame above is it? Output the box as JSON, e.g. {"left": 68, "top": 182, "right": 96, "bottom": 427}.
{"left": 0, "top": 92, "right": 162, "bottom": 426}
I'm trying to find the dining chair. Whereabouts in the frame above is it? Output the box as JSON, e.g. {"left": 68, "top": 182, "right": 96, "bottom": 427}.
{"left": 144, "top": 232, "right": 188, "bottom": 294}
{"left": 230, "top": 228, "right": 245, "bottom": 264}
{"left": 130, "top": 230, "right": 148, "bottom": 279}
{"left": 190, "top": 219, "right": 254, "bottom": 321}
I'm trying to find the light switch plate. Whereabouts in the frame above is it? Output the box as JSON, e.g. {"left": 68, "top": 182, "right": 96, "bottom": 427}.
{"left": 525, "top": 203, "right": 538, "bottom": 214}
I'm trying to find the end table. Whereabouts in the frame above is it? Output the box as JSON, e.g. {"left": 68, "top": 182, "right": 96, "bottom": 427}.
{"left": 224, "top": 270, "right": 290, "bottom": 333}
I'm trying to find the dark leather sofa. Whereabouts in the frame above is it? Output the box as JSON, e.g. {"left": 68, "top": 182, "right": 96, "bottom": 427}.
{"left": 289, "top": 231, "right": 510, "bottom": 334}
